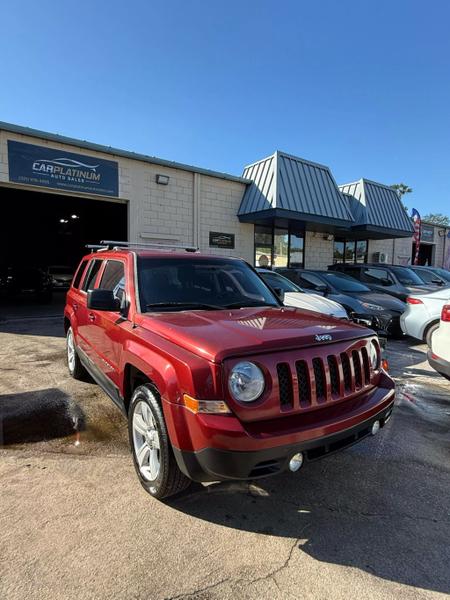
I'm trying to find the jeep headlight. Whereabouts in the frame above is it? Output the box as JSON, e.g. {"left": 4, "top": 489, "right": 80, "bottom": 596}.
{"left": 228, "top": 361, "right": 265, "bottom": 402}
{"left": 369, "top": 341, "right": 380, "bottom": 371}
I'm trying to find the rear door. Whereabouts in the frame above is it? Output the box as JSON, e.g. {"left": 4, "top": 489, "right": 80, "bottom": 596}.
{"left": 70, "top": 258, "right": 103, "bottom": 357}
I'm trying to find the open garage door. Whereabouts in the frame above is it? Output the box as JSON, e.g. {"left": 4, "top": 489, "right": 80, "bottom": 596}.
{"left": 0, "top": 187, "right": 127, "bottom": 309}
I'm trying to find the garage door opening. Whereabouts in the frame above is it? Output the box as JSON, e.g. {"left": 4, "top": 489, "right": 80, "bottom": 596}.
{"left": 0, "top": 187, "right": 127, "bottom": 308}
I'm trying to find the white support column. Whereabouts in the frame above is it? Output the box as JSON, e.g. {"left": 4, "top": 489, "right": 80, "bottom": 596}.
{"left": 193, "top": 172, "right": 200, "bottom": 248}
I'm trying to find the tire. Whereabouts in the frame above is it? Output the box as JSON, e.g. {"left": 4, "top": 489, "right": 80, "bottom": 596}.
{"left": 425, "top": 322, "right": 439, "bottom": 347}
{"left": 66, "top": 326, "right": 88, "bottom": 380}
{"left": 128, "top": 384, "right": 191, "bottom": 499}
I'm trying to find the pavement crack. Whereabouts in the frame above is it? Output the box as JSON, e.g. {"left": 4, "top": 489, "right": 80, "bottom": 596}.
{"left": 164, "top": 577, "right": 230, "bottom": 599}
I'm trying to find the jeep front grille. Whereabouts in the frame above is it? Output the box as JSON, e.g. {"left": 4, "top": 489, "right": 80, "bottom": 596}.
{"left": 276, "top": 343, "right": 375, "bottom": 411}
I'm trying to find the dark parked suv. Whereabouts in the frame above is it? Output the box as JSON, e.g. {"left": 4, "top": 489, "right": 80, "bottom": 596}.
{"left": 64, "top": 242, "right": 395, "bottom": 500}
{"left": 276, "top": 268, "right": 405, "bottom": 336}
{"left": 329, "top": 263, "right": 435, "bottom": 301}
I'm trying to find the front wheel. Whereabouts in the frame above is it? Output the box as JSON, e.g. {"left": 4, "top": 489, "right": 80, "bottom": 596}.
{"left": 128, "top": 384, "right": 191, "bottom": 499}
{"left": 66, "top": 326, "right": 88, "bottom": 380}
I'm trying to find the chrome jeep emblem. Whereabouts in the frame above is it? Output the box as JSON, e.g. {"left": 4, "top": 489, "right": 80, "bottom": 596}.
{"left": 315, "top": 333, "right": 333, "bottom": 342}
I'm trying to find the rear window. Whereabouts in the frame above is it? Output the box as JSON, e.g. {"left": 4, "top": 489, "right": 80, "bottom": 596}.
{"left": 82, "top": 259, "right": 103, "bottom": 292}
{"left": 390, "top": 267, "right": 424, "bottom": 285}
{"left": 72, "top": 260, "right": 88, "bottom": 289}
{"left": 322, "top": 272, "right": 371, "bottom": 293}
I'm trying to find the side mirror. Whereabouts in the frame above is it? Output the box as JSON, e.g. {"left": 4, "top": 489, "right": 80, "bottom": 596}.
{"left": 87, "top": 289, "right": 120, "bottom": 311}
{"left": 432, "top": 278, "right": 443, "bottom": 285}
{"left": 381, "top": 278, "right": 392, "bottom": 286}
{"left": 273, "top": 287, "right": 285, "bottom": 302}
{"left": 316, "top": 284, "right": 328, "bottom": 294}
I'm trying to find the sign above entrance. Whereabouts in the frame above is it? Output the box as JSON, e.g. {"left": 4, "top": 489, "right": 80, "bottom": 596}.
{"left": 7, "top": 140, "right": 119, "bottom": 197}
{"left": 421, "top": 224, "right": 434, "bottom": 243}
{"left": 209, "top": 231, "right": 235, "bottom": 249}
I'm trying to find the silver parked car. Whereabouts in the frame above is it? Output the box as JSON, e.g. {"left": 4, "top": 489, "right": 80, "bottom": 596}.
{"left": 257, "top": 269, "right": 348, "bottom": 318}
{"left": 400, "top": 287, "right": 450, "bottom": 345}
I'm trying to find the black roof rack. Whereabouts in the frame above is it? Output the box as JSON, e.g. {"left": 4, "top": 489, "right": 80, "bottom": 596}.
{"left": 86, "top": 240, "right": 199, "bottom": 253}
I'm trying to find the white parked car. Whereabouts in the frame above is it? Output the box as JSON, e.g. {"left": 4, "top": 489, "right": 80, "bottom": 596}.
{"left": 257, "top": 269, "right": 348, "bottom": 319}
{"left": 400, "top": 287, "right": 450, "bottom": 345}
{"left": 428, "top": 304, "right": 450, "bottom": 380}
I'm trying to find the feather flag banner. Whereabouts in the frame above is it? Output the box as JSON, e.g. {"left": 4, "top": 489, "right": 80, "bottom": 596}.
{"left": 411, "top": 209, "right": 421, "bottom": 265}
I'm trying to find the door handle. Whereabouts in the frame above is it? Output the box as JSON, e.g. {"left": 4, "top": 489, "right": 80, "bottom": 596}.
{"left": 88, "top": 312, "right": 96, "bottom": 322}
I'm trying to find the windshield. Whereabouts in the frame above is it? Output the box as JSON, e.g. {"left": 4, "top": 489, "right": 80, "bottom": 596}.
{"left": 260, "top": 271, "right": 302, "bottom": 293}
{"left": 321, "top": 272, "right": 371, "bottom": 293}
{"left": 433, "top": 268, "right": 450, "bottom": 282}
{"left": 418, "top": 267, "right": 450, "bottom": 283}
{"left": 138, "top": 257, "right": 279, "bottom": 311}
{"left": 390, "top": 267, "right": 424, "bottom": 285}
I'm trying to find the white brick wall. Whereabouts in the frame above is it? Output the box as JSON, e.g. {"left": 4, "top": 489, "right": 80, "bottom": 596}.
{"left": 199, "top": 175, "right": 253, "bottom": 262}
{"left": 304, "top": 231, "right": 334, "bottom": 269}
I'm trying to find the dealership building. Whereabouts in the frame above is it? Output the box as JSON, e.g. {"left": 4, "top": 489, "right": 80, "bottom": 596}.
{"left": 1, "top": 121, "right": 449, "bottom": 275}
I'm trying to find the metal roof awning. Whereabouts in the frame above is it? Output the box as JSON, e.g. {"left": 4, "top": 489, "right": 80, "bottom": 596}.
{"left": 339, "top": 179, "right": 414, "bottom": 239}
{"left": 238, "top": 151, "right": 355, "bottom": 230}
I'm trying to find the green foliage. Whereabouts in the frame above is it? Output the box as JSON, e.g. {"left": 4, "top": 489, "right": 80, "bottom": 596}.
{"left": 422, "top": 213, "right": 450, "bottom": 226}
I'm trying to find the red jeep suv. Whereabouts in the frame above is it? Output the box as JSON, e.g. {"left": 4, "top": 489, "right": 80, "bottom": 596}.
{"left": 64, "top": 243, "right": 395, "bottom": 499}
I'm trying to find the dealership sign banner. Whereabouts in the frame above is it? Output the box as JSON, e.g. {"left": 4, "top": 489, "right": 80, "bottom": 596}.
{"left": 7, "top": 140, "right": 119, "bottom": 197}
{"left": 209, "top": 231, "right": 235, "bottom": 249}
{"left": 411, "top": 208, "right": 421, "bottom": 265}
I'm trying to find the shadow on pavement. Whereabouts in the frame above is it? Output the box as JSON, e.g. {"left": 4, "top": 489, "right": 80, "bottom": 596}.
{"left": 168, "top": 397, "right": 450, "bottom": 594}
{"left": 0, "top": 388, "right": 85, "bottom": 444}
{"left": 0, "top": 294, "right": 65, "bottom": 337}
{"left": 0, "top": 315, "right": 65, "bottom": 338}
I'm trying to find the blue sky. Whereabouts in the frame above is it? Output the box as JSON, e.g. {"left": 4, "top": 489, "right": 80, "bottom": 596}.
{"left": 1, "top": 0, "right": 449, "bottom": 216}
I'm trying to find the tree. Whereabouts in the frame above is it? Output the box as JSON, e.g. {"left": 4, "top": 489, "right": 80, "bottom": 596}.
{"left": 391, "top": 183, "right": 413, "bottom": 212}
{"left": 391, "top": 183, "right": 413, "bottom": 196}
{"left": 422, "top": 213, "right": 450, "bottom": 226}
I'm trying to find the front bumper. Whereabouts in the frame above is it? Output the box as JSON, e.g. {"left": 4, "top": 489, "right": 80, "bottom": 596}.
{"left": 351, "top": 312, "right": 402, "bottom": 337}
{"left": 169, "top": 375, "right": 395, "bottom": 482}
{"left": 427, "top": 350, "right": 450, "bottom": 380}
{"left": 173, "top": 402, "right": 394, "bottom": 482}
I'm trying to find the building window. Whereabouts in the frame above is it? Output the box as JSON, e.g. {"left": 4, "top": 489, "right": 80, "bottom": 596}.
{"left": 333, "top": 239, "right": 368, "bottom": 264}
{"left": 254, "top": 225, "right": 305, "bottom": 268}
{"left": 356, "top": 240, "right": 368, "bottom": 263}
{"left": 255, "top": 225, "right": 273, "bottom": 267}
{"left": 273, "top": 228, "right": 289, "bottom": 267}
{"left": 289, "top": 232, "right": 304, "bottom": 267}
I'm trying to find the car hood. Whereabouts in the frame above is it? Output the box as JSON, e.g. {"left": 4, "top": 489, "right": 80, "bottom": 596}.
{"left": 136, "top": 307, "right": 372, "bottom": 362}
{"left": 352, "top": 292, "right": 406, "bottom": 312}
{"left": 283, "top": 292, "right": 347, "bottom": 318}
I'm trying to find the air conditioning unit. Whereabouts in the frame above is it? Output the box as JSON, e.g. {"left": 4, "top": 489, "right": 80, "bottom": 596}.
{"left": 373, "top": 252, "right": 388, "bottom": 263}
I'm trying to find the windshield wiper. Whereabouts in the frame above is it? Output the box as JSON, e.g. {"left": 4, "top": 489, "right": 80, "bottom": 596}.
{"left": 146, "top": 302, "right": 224, "bottom": 311}
{"left": 223, "top": 301, "right": 278, "bottom": 309}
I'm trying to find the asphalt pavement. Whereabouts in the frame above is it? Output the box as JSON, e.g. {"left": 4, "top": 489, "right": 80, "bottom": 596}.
{"left": 0, "top": 308, "right": 449, "bottom": 600}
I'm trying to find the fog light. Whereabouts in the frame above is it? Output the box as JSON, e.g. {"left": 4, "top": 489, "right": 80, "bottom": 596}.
{"left": 289, "top": 452, "right": 304, "bottom": 472}
{"left": 371, "top": 420, "right": 381, "bottom": 436}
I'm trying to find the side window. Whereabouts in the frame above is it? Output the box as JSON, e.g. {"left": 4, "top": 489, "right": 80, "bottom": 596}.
{"left": 362, "top": 268, "right": 393, "bottom": 286}
{"left": 99, "top": 260, "right": 126, "bottom": 303}
{"left": 72, "top": 260, "right": 88, "bottom": 289}
{"left": 299, "top": 273, "right": 324, "bottom": 290}
{"left": 82, "top": 259, "right": 103, "bottom": 292}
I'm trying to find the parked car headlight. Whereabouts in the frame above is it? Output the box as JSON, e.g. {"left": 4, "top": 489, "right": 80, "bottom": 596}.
{"left": 369, "top": 341, "right": 380, "bottom": 370}
{"left": 361, "top": 302, "right": 384, "bottom": 311}
{"left": 228, "top": 361, "right": 265, "bottom": 402}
